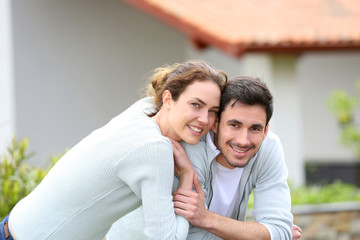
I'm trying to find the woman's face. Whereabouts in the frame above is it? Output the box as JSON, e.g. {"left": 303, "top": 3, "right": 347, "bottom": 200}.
{"left": 166, "top": 80, "right": 221, "bottom": 145}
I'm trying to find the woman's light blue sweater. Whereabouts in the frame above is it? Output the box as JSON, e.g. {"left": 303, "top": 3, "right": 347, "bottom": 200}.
{"left": 9, "top": 98, "right": 189, "bottom": 240}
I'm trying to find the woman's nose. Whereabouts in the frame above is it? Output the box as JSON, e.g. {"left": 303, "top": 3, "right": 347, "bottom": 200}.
{"left": 197, "top": 110, "right": 209, "bottom": 125}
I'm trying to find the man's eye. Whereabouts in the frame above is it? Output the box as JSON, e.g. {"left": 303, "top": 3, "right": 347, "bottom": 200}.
{"left": 230, "top": 124, "right": 238, "bottom": 128}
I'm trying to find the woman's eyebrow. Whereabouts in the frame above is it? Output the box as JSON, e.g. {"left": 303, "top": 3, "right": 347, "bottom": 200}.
{"left": 191, "top": 97, "right": 207, "bottom": 105}
{"left": 191, "top": 97, "right": 220, "bottom": 108}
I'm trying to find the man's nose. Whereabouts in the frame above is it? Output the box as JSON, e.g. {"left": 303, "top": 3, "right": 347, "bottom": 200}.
{"left": 235, "top": 129, "right": 250, "bottom": 146}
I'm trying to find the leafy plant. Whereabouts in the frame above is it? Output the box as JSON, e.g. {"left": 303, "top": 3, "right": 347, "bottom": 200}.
{"left": 0, "top": 137, "right": 59, "bottom": 220}
{"left": 247, "top": 180, "right": 360, "bottom": 209}
{"left": 290, "top": 180, "right": 360, "bottom": 206}
{"left": 326, "top": 81, "right": 360, "bottom": 158}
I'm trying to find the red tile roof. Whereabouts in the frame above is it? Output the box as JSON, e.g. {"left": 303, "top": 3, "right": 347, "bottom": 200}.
{"left": 123, "top": 0, "right": 360, "bottom": 57}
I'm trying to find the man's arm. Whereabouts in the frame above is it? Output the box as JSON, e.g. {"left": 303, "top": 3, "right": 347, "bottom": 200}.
{"left": 250, "top": 133, "right": 293, "bottom": 239}
{"left": 174, "top": 133, "right": 297, "bottom": 240}
{"left": 173, "top": 176, "right": 270, "bottom": 240}
{"left": 202, "top": 212, "right": 270, "bottom": 240}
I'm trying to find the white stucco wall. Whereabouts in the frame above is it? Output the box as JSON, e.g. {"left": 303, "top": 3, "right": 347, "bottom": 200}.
{"left": 298, "top": 51, "right": 360, "bottom": 162}
{"left": 12, "top": 0, "right": 187, "bottom": 165}
{"left": 7, "top": 0, "right": 360, "bottom": 185}
{"left": 272, "top": 55, "right": 304, "bottom": 185}
{"left": 0, "top": 0, "right": 15, "bottom": 155}
{"left": 186, "top": 46, "right": 243, "bottom": 78}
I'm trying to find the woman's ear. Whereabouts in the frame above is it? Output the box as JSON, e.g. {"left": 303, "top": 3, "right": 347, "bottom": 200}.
{"left": 162, "top": 90, "right": 172, "bottom": 109}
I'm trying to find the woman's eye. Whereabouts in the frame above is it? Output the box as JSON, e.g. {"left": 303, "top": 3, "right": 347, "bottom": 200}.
{"left": 209, "top": 110, "right": 218, "bottom": 115}
{"left": 191, "top": 103, "right": 200, "bottom": 108}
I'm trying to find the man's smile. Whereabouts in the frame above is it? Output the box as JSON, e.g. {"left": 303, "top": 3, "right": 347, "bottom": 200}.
{"left": 229, "top": 143, "right": 253, "bottom": 155}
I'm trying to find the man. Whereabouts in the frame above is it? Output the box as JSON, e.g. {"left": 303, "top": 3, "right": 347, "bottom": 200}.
{"left": 106, "top": 76, "right": 301, "bottom": 240}
{"left": 172, "top": 76, "right": 300, "bottom": 240}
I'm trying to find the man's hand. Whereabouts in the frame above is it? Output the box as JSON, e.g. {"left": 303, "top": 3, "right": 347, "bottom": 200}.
{"left": 173, "top": 174, "right": 209, "bottom": 228}
{"left": 291, "top": 224, "right": 302, "bottom": 240}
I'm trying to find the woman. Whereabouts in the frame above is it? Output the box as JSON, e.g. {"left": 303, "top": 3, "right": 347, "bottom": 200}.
{"left": 0, "top": 60, "right": 227, "bottom": 240}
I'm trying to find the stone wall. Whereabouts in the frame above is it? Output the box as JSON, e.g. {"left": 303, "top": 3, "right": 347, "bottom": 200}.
{"left": 246, "top": 202, "right": 360, "bottom": 240}
{"left": 293, "top": 202, "right": 360, "bottom": 240}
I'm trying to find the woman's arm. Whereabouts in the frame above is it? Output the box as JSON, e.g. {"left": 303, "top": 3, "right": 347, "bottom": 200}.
{"left": 173, "top": 178, "right": 270, "bottom": 240}
{"left": 114, "top": 141, "right": 190, "bottom": 240}
{"left": 169, "top": 138, "right": 195, "bottom": 191}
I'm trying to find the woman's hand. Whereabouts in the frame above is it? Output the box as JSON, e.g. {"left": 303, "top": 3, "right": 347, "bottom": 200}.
{"left": 168, "top": 138, "right": 194, "bottom": 177}
{"left": 168, "top": 138, "right": 195, "bottom": 190}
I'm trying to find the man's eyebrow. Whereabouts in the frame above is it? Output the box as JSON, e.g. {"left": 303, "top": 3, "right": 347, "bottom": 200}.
{"left": 252, "top": 123, "right": 265, "bottom": 129}
{"left": 227, "top": 120, "right": 264, "bottom": 129}
{"left": 227, "top": 119, "right": 242, "bottom": 125}
{"left": 192, "top": 97, "right": 220, "bottom": 109}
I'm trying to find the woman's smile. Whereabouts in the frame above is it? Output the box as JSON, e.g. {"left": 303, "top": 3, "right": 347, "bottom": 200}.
{"left": 188, "top": 125, "right": 203, "bottom": 135}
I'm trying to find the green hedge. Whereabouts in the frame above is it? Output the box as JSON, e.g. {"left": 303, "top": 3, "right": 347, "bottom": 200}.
{"left": 247, "top": 181, "right": 360, "bottom": 209}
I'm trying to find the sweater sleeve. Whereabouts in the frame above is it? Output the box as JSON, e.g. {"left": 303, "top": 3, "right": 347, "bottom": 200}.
{"left": 114, "top": 140, "right": 189, "bottom": 240}
{"left": 252, "top": 136, "right": 293, "bottom": 240}
{"left": 181, "top": 140, "right": 210, "bottom": 205}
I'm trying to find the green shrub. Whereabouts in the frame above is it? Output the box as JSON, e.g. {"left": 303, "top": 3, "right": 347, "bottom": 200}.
{"left": 326, "top": 81, "right": 360, "bottom": 158}
{"left": 247, "top": 180, "right": 360, "bottom": 209}
{"left": 0, "top": 137, "right": 59, "bottom": 220}
{"left": 290, "top": 180, "right": 360, "bottom": 206}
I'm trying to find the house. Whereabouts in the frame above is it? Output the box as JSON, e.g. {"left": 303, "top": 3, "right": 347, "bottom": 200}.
{"left": 1, "top": 0, "right": 360, "bottom": 185}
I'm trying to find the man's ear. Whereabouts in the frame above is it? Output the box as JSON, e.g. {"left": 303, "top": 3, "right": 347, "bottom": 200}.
{"left": 264, "top": 123, "right": 269, "bottom": 138}
{"left": 212, "top": 118, "right": 219, "bottom": 134}
{"left": 162, "top": 90, "right": 172, "bottom": 109}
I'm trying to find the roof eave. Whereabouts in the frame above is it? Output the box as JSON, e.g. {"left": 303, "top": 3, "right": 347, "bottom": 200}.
{"left": 123, "top": 0, "right": 360, "bottom": 58}
{"left": 192, "top": 37, "right": 360, "bottom": 57}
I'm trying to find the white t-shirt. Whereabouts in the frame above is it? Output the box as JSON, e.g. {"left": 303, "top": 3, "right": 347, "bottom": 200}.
{"left": 209, "top": 162, "right": 243, "bottom": 217}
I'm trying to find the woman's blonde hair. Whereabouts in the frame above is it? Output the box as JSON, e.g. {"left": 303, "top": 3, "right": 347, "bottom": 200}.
{"left": 147, "top": 60, "right": 227, "bottom": 112}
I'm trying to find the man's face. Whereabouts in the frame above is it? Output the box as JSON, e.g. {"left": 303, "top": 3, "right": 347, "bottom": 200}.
{"left": 214, "top": 100, "right": 269, "bottom": 169}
